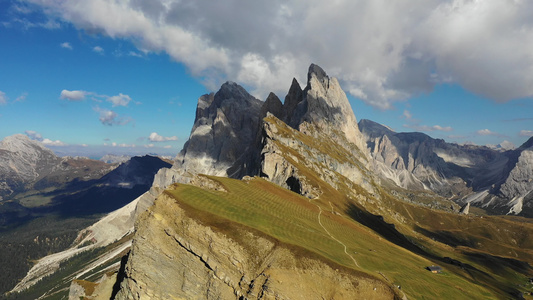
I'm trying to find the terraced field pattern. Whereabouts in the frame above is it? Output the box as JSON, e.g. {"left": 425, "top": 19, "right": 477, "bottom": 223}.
{"left": 166, "top": 175, "right": 533, "bottom": 299}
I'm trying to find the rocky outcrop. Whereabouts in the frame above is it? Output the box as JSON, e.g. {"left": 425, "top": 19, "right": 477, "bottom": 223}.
{"left": 498, "top": 138, "right": 533, "bottom": 214}
{"left": 114, "top": 193, "right": 394, "bottom": 300}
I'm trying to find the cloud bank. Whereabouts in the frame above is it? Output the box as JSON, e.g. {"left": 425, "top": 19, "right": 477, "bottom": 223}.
{"left": 29, "top": 0, "right": 533, "bottom": 109}
{"left": 149, "top": 132, "right": 178, "bottom": 142}
{"left": 60, "top": 89, "right": 87, "bottom": 101}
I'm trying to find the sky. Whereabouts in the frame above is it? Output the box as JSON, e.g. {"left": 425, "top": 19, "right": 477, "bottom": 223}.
{"left": 1, "top": 0, "right": 532, "bottom": 158}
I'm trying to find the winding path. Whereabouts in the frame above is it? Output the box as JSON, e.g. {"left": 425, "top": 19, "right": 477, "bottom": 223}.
{"left": 309, "top": 198, "right": 360, "bottom": 268}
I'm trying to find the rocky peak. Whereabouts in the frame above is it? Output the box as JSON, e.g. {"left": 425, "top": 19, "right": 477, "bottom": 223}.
{"left": 174, "top": 81, "right": 263, "bottom": 178}
{"left": 359, "top": 119, "right": 395, "bottom": 139}
{"left": 260, "top": 92, "right": 284, "bottom": 121}
{"left": 298, "top": 64, "right": 368, "bottom": 153}
{"left": 519, "top": 136, "right": 533, "bottom": 150}
{"left": 0, "top": 134, "right": 56, "bottom": 161}
{"left": 307, "top": 63, "right": 329, "bottom": 88}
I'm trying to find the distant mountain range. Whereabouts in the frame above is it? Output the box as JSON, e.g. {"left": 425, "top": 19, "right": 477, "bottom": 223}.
{"left": 359, "top": 118, "right": 533, "bottom": 216}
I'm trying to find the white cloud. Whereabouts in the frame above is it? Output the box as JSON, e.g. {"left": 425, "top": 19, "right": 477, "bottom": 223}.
{"left": 163, "top": 145, "right": 172, "bottom": 149}
{"left": 24, "top": 130, "right": 67, "bottom": 146}
{"left": 25, "top": 130, "right": 43, "bottom": 141}
{"left": 520, "top": 130, "right": 533, "bottom": 137}
{"left": 30, "top": 0, "right": 533, "bottom": 108}
{"left": 403, "top": 110, "right": 412, "bottom": 120}
{"left": 107, "top": 93, "right": 131, "bottom": 107}
{"left": 404, "top": 124, "right": 453, "bottom": 132}
{"left": 60, "top": 42, "right": 72, "bottom": 50}
{"left": 15, "top": 92, "right": 28, "bottom": 102}
{"left": 94, "top": 107, "right": 131, "bottom": 126}
{"left": 148, "top": 132, "right": 178, "bottom": 142}
{"left": 144, "top": 143, "right": 154, "bottom": 148}
{"left": 93, "top": 46, "right": 104, "bottom": 53}
{"left": 60, "top": 89, "right": 87, "bottom": 101}
{"left": 499, "top": 140, "right": 515, "bottom": 150}
{"left": 477, "top": 129, "right": 499, "bottom": 136}
{"left": 118, "top": 143, "right": 135, "bottom": 148}
{"left": 0, "top": 91, "right": 7, "bottom": 105}
{"left": 42, "top": 138, "right": 67, "bottom": 146}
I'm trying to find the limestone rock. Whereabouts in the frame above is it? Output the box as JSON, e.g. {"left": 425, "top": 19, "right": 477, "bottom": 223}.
{"left": 459, "top": 202, "right": 470, "bottom": 215}
{"left": 174, "top": 81, "right": 263, "bottom": 178}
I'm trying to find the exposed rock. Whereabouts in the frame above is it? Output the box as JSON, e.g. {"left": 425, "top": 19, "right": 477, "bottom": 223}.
{"left": 174, "top": 82, "right": 263, "bottom": 179}
{"left": 359, "top": 119, "right": 533, "bottom": 215}
{"left": 290, "top": 64, "right": 368, "bottom": 155}
{"left": 284, "top": 78, "right": 304, "bottom": 128}
{"left": 114, "top": 193, "right": 394, "bottom": 300}
{"left": 260, "top": 92, "right": 284, "bottom": 121}
{"left": 459, "top": 202, "right": 470, "bottom": 215}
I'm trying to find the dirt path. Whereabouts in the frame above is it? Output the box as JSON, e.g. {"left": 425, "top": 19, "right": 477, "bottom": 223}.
{"left": 310, "top": 198, "right": 360, "bottom": 268}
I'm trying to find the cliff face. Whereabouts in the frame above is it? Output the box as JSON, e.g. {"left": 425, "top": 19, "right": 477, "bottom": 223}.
{"left": 359, "top": 119, "right": 533, "bottom": 215}
{"left": 115, "top": 193, "right": 394, "bottom": 300}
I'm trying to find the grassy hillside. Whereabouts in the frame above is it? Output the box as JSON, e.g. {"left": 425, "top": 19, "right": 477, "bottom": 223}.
{"left": 166, "top": 175, "right": 530, "bottom": 299}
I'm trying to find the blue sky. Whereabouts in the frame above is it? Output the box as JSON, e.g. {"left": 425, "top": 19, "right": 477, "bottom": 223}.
{"left": 1, "top": 0, "right": 532, "bottom": 158}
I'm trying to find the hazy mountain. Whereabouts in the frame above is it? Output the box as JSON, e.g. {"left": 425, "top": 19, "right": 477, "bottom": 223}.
{"left": 0, "top": 134, "right": 114, "bottom": 201}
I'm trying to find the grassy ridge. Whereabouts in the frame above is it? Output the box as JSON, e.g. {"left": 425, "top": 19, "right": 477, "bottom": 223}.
{"left": 166, "top": 176, "right": 501, "bottom": 299}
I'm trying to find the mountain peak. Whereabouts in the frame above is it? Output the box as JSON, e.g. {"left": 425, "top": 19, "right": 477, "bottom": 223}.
{"left": 307, "top": 63, "right": 328, "bottom": 85}
{"left": 519, "top": 136, "right": 533, "bottom": 150}
{"left": 0, "top": 134, "right": 54, "bottom": 157}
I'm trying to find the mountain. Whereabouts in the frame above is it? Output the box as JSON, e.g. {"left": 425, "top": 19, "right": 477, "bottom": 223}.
{"left": 0, "top": 134, "right": 113, "bottom": 201}
{"left": 8, "top": 65, "right": 533, "bottom": 299}
{"left": 359, "top": 119, "right": 533, "bottom": 215}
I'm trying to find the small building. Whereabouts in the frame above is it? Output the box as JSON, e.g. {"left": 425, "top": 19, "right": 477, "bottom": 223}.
{"left": 426, "top": 265, "right": 443, "bottom": 274}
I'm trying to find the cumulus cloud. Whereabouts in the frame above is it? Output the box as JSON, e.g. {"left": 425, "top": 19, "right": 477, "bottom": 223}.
{"left": 60, "top": 42, "right": 72, "bottom": 50}
{"left": 60, "top": 89, "right": 87, "bottom": 101}
{"left": 149, "top": 132, "right": 178, "bottom": 142}
{"left": 404, "top": 124, "right": 453, "bottom": 132}
{"left": 25, "top": 130, "right": 67, "bottom": 145}
{"left": 477, "top": 129, "right": 500, "bottom": 136}
{"left": 42, "top": 138, "right": 67, "bottom": 146}
{"left": 93, "top": 46, "right": 104, "bottom": 53}
{"left": 94, "top": 107, "right": 131, "bottom": 126}
{"left": 520, "top": 130, "right": 533, "bottom": 137}
{"left": 60, "top": 90, "right": 134, "bottom": 106}
{"left": 107, "top": 93, "right": 131, "bottom": 107}
{"left": 27, "top": 0, "right": 533, "bottom": 108}
{"left": 499, "top": 140, "right": 515, "bottom": 150}
{"left": 25, "top": 130, "right": 43, "bottom": 141}
{"left": 0, "top": 91, "right": 7, "bottom": 105}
